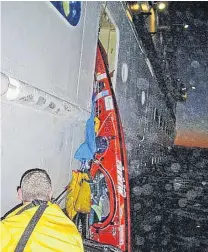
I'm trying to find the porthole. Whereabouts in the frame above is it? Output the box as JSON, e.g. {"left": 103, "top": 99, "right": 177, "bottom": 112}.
{"left": 121, "top": 63, "right": 128, "bottom": 83}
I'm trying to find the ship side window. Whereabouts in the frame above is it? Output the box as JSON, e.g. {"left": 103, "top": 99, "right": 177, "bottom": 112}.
{"left": 98, "top": 5, "right": 119, "bottom": 89}
{"left": 160, "top": 115, "right": 163, "bottom": 127}
{"left": 154, "top": 108, "right": 159, "bottom": 124}
{"left": 163, "top": 121, "right": 166, "bottom": 131}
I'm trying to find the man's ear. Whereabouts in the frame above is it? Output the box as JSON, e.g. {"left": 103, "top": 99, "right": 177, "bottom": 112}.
{"left": 17, "top": 187, "right": 23, "bottom": 201}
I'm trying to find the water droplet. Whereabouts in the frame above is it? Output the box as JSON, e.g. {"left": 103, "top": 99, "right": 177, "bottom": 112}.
{"left": 134, "top": 203, "right": 142, "bottom": 211}
{"left": 133, "top": 186, "right": 143, "bottom": 195}
{"left": 191, "top": 60, "right": 200, "bottom": 68}
{"left": 170, "top": 163, "right": 181, "bottom": 172}
{"left": 155, "top": 204, "right": 162, "bottom": 210}
{"left": 173, "top": 177, "right": 183, "bottom": 190}
{"left": 142, "top": 184, "right": 153, "bottom": 195}
{"left": 154, "top": 215, "right": 162, "bottom": 222}
{"left": 195, "top": 187, "right": 203, "bottom": 196}
{"left": 136, "top": 236, "right": 145, "bottom": 245}
{"left": 178, "top": 198, "right": 188, "bottom": 208}
{"left": 143, "top": 224, "right": 152, "bottom": 232}
{"left": 162, "top": 239, "right": 168, "bottom": 245}
{"left": 165, "top": 183, "right": 172, "bottom": 191}
{"left": 186, "top": 190, "right": 197, "bottom": 200}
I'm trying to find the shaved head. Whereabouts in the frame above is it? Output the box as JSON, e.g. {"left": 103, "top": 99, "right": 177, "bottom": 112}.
{"left": 20, "top": 169, "right": 52, "bottom": 202}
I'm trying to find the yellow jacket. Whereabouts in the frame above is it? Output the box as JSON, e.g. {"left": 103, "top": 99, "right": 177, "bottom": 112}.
{"left": 1, "top": 202, "right": 84, "bottom": 252}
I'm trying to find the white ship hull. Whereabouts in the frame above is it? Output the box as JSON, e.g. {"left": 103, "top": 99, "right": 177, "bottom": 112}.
{"left": 1, "top": 1, "right": 176, "bottom": 216}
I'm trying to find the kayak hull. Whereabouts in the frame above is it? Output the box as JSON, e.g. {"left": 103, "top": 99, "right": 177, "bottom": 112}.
{"left": 89, "top": 42, "right": 131, "bottom": 252}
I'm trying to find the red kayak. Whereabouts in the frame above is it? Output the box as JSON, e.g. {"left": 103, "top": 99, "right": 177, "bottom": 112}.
{"left": 88, "top": 41, "right": 131, "bottom": 252}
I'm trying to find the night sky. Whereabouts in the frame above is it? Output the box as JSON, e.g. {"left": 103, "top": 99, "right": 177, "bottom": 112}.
{"left": 170, "top": 2, "right": 208, "bottom": 148}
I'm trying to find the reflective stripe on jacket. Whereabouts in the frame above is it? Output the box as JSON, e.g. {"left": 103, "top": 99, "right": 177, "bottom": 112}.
{"left": 1, "top": 202, "right": 84, "bottom": 252}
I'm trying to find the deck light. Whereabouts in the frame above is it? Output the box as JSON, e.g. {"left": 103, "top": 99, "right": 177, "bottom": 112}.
{"left": 140, "top": 2, "right": 150, "bottom": 13}
{"left": 128, "top": 3, "right": 140, "bottom": 12}
{"left": 128, "top": 2, "right": 151, "bottom": 14}
{"left": 157, "top": 2, "right": 168, "bottom": 12}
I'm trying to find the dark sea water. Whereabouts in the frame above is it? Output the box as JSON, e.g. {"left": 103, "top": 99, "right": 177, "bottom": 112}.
{"left": 130, "top": 146, "right": 208, "bottom": 252}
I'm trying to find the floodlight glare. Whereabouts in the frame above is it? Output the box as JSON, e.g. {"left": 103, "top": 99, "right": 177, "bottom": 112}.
{"left": 157, "top": 2, "right": 167, "bottom": 11}
{"left": 129, "top": 3, "right": 140, "bottom": 12}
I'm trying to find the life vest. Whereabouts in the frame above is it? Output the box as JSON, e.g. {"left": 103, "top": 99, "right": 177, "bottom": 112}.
{"left": 65, "top": 171, "right": 91, "bottom": 220}
{"left": 1, "top": 202, "right": 84, "bottom": 252}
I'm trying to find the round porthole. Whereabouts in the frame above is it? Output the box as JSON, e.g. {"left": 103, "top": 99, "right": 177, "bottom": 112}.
{"left": 141, "top": 91, "right": 146, "bottom": 105}
{"left": 121, "top": 63, "right": 128, "bottom": 83}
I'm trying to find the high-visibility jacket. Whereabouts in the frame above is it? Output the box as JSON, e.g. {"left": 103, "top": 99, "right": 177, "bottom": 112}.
{"left": 1, "top": 202, "right": 84, "bottom": 252}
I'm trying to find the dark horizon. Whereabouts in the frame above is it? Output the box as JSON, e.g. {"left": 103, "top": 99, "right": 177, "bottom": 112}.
{"left": 169, "top": 2, "right": 208, "bottom": 149}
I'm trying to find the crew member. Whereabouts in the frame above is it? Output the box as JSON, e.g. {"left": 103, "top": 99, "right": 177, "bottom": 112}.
{"left": 1, "top": 168, "right": 84, "bottom": 252}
